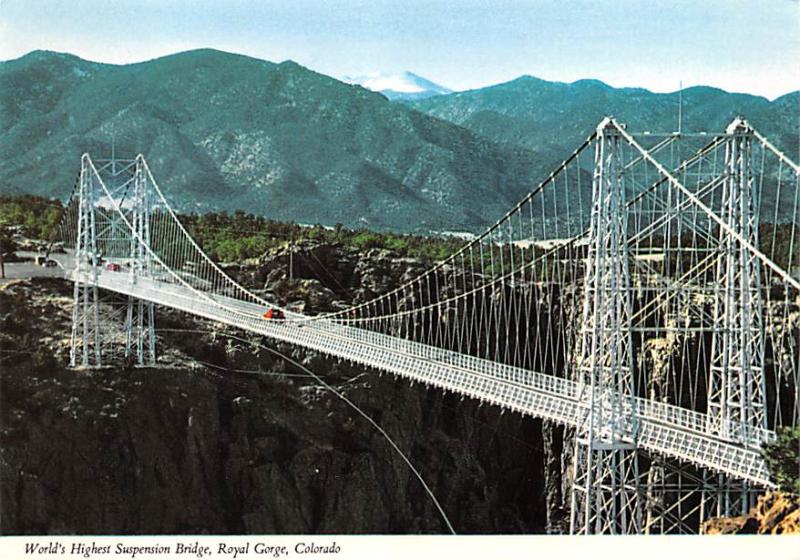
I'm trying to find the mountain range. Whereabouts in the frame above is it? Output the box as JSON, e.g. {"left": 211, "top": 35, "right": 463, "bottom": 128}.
{"left": 0, "top": 50, "right": 539, "bottom": 232}
{"left": 408, "top": 77, "right": 799, "bottom": 162}
{"left": 1, "top": 49, "right": 797, "bottom": 233}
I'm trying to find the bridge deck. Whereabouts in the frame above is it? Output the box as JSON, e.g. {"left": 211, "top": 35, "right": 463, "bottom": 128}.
{"left": 67, "top": 267, "right": 775, "bottom": 487}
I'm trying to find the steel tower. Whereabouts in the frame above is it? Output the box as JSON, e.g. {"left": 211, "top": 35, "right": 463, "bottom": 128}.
{"left": 703, "top": 118, "right": 766, "bottom": 517}
{"left": 69, "top": 154, "right": 156, "bottom": 368}
{"left": 569, "top": 118, "right": 642, "bottom": 534}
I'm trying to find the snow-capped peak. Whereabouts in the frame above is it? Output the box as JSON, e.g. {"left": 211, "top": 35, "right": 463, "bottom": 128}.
{"left": 342, "top": 71, "right": 452, "bottom": 100}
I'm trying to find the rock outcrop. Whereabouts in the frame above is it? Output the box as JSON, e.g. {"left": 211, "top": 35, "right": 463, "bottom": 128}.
{"left": 0, "top": 278, "right": 566, "bottom": 534}
{"left": 701, "top": 492, "right": 800, "bottom": 535}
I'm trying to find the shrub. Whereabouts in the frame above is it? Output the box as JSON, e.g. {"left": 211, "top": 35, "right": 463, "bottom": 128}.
{"left": 763, "top": 426, "right": 800, "bottom": 494}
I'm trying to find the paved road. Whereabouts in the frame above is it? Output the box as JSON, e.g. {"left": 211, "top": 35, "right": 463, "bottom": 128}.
{"left": 0, "top": 251, "right": 70, "bottom": 284}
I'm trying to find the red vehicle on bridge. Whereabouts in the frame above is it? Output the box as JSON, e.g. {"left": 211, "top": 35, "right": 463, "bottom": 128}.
{"left": 106, "top": 263, "right": 121, "bottom": 272}
{"left": 262, "top": 308, "right": 285, "bottom": 321}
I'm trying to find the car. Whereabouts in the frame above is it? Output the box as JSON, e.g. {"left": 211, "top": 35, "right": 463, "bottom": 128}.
{"left": 107, "top": 263, "right": 121, "bottom": 272}
{"left": 262, "top": 308, "right": 285, "bottom": 321}
{"left": 42, "top": 259, "right": 58, "bottom": 268}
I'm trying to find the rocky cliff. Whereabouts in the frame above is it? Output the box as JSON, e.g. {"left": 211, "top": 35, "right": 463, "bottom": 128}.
{"left": 0, "top": 278, "right": 570, "bottom": 534}
{"left": 701, "top": 492, "right": 800, "bottom": 535}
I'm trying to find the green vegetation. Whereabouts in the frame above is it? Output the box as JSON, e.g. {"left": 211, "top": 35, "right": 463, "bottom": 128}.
{"left": 0, "top": 194, "right": 794, "bottom": 274}
{"left": 763, "top": 426, "right": 800, "bottom": 494}
{"left": 0, "top": 195, "right": 465, "bottom": 263}
{"left": 182, "top": 211, "right": 464, "bottom": 263}
{"left": 0, "top": 195, "right": 63, "bottom": 239}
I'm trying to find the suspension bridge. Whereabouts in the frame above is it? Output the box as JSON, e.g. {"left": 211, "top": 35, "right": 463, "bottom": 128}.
{"left": 50, "top": 117, "right": 799, "bottom": 535}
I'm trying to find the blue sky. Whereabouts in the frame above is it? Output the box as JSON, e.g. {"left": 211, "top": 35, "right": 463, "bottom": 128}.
{"left": 1, "top": 0, "right": 798, "bottom": 98}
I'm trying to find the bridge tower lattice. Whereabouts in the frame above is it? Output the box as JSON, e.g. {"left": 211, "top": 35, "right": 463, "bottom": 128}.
{"left": 69, "top": 155, "right": 156, "bottom": 368}
{"left": 703, "top": 118, "right": 767, "bottom": 518}
{"left": 569, "top": 118, "right": 642, "bottom": 534}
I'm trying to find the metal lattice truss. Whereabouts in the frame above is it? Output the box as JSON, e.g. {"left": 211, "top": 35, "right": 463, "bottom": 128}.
{"left": 67, "top": 157, "right": 156, "bottom": 367}
{"left": 55, "top": 117, "right": 799, "bottom": 534}
{"left": 569, "top": 120, "right": 641, "bottom": 534}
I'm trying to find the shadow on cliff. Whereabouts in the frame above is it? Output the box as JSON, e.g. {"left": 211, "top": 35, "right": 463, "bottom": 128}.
{"left": 0, "top": 279, "right": 569, "bottom": 534}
